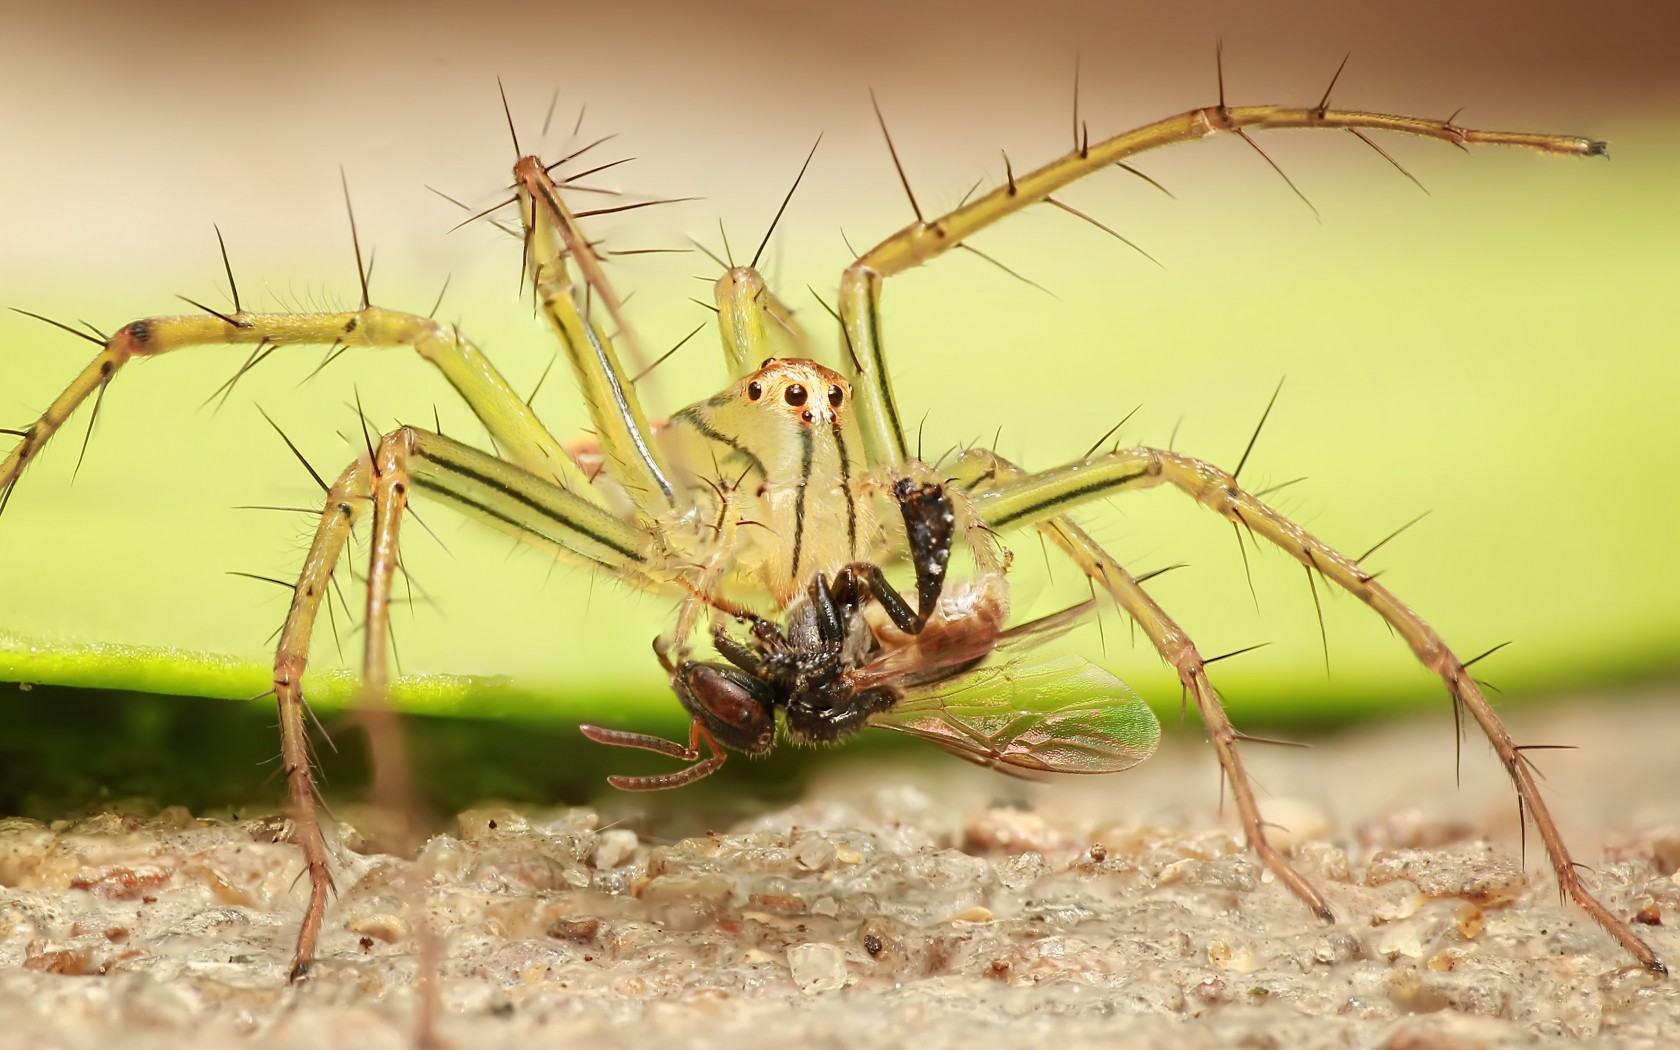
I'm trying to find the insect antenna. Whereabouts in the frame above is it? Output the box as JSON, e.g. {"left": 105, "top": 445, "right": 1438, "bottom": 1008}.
{"left": 751, "top": 135, "right": 823, "bottom": 270}
{"left": 870, "top": 89, "right": 924, "bottom": 224}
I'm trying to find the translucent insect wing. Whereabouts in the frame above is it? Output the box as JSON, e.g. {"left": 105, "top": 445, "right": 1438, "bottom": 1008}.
{"left": 869, "top": 655, "right": 1161, "bottom": 774}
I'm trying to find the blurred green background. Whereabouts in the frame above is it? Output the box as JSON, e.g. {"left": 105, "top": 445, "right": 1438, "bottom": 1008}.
{"left": 1, "top": 1, "right": 1676, "bottom": 811}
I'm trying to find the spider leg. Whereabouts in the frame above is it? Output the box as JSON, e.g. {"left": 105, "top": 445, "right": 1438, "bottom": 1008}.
{"left": 0, "top": 305, "right": 600, "bottom": 517}
{"left": 957, "top": 444, "right": 1663, "bottom": 974}
{"left": 272, "top": 425, "right": 659, "bottom": 978}
{"left": 951, "top": 448, "right": 1331, "bottom": 921}
{"left": 516, "top": 157, "right": 686, "bottom": 518}
{"left": 836, "top": 86, "right": 1601, "bottom": 471}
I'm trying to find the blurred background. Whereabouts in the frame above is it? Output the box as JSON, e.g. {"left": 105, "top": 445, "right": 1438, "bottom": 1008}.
{"left": 0, "top": 0, "right": 1675, "bottom": 809}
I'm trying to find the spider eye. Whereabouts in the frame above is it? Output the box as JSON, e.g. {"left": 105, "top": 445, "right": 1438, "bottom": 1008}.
{"left": 828, "top": 385, "right": 843, "bottom": 408}
{"left": 747, "top": 381, "right": 763, "bottom": 401}
{"left": 760, "top": 357, "right": 776, "bottom": 369}
{"left": 784, "top": 384, "right": 807, "bottom": 407}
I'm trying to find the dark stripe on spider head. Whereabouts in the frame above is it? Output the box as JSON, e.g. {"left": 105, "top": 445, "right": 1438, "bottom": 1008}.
{"left": 831, "top": 419, "right": 858, "bottom": 558}
{"left": 671, "top": 406, "right": 769, "bottom": 483}
{"left": 790, "top": 425, "right": 813, "bottom": 583}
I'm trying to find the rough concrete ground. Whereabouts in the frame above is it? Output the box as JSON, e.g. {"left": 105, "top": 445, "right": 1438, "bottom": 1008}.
{"left": 2, "top": 686, "right": 1678, "bottom": 1050}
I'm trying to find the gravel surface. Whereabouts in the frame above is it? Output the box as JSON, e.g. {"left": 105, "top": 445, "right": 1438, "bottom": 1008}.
{"left": 2, "top": 686, "right": 1678, "bottom": 1050}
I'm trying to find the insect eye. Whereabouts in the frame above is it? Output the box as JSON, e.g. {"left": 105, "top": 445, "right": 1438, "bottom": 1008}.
{"left": 784, "top": 384, "right": 807, "bottom": 407}
{"left": 747, "top": 381, "right": 763, "bottom": 401}
{"left": 828, "top": 385, "right": 843, "bottom": 408}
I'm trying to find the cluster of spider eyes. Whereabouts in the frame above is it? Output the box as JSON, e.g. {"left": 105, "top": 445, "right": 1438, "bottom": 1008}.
{"left": 744, "top": 362, "right": 846, "bottom": 415}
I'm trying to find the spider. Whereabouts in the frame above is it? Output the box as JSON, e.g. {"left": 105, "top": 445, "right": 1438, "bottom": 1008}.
{"left": 0, "top": 57, "right": 1660, "bottom": 986}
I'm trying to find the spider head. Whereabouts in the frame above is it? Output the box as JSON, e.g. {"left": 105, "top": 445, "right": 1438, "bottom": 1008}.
{"left": 738, "top": 358, "right": 851, "bottom": 430}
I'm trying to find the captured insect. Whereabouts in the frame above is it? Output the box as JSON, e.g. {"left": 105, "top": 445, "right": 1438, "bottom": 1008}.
{"left": 581, "top": 475, "right": 1162, "bottom": 788}
{"left": 1, "top": 48, "right": 1662, "bottom": 988}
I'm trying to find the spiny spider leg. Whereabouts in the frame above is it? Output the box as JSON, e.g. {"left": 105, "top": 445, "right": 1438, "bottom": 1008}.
{"left": 837, "top": 55, "right": 1605, "bottom": 470}
{"left": 950, "top": 448, "right": 1334, "bottom": 921}
{"left": 952, "top": 443, "right": 1662, "bottom": 974}
{"left": 273, "top": 424, "right": 659, "bottom": 977}
{"left": 0, "top": 304, "right": 600, "bottom": 516}
{"left": 514, "top": 155, "right": 683, "bottom": 515}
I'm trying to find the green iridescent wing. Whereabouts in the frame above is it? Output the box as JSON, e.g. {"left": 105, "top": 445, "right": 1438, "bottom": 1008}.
{"left": 867, "top": 655, "right": 1160, "bottom": 776}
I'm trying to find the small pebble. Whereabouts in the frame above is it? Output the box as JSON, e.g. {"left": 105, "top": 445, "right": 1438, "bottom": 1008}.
{"left": 787, "top": 942, "right": 847, "bottom": 993}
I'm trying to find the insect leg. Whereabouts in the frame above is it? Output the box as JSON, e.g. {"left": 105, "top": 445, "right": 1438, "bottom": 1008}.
{"left": 961, "top": 444, "right": 1664, "bottom": 974}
